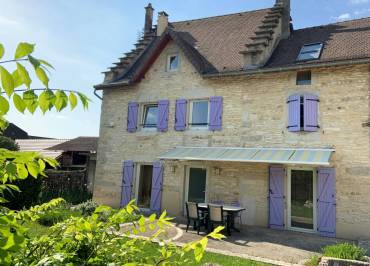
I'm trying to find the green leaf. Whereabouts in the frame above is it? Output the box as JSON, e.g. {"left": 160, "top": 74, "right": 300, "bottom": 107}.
{"left": 0, "top": 96, "right": 10, "bottom": 115}
{"left": 15, "top": 42, "right": 34, "bottom": 59}
{"left": 12, "top": 70, "right": 22, "bottom": 88}
{"left": 38, "top": 90, "right": 50, "bottom": 114}
{"left": 16, "top": 164, "right": 28, "bottom": 179}
{"left": 39, "top": 59, "right": 55, "bottom": 70}
{"left": 26, "top": 161, "right": 39, "bottom": 178}
{"left": 0, "top": 44, "right": 4, "bottom": 60}
{"left": 69, "top": 92, "right": 77, "bottom": 110}
{"left": 13, "top": 94, "right": 26, "bottom": 113}
{"left": 35, "top": 67, "right": 49, "bottom": 88}
{"left": 0, "top": 66, "right": 14, "bottom": 97}
{"left": 77, "top": 92, "right": 89, "bottom": 110}
{"left": 54, "top": 90, "right": 68, "bottom": 111}
{"left": 38, "top": 159, "right": 46, "bottom": 172}
{"left": 0, "top": 117, "right": 8, "bottom": 131}
{"left": 27, "top": 55, "right": 40, "bottom": 69}
{"left": 23, "top": 90, "right": 38, "bottom": 114}
{"left": 16, "top": 63, "right": 31, "bottom": 89}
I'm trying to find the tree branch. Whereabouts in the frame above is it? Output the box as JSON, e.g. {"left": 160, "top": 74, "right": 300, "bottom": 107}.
{"left": 0, "top": 59, "right": 28, "bottom": 64}
{"left": 1, "top": 88, "right": 82, "bottom": 94}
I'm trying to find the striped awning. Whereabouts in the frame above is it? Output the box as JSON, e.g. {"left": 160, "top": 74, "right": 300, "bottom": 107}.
{"left": 159, "top": 147, "right": 334, "bottom": 166}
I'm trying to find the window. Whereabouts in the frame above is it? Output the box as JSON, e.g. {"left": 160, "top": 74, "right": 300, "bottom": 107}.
{"left": 189, "top": 100, "right": 209, "bottom": 127}
{"left": 296, "top": 70, "right": 311, "bottom": 85}
{"left": 167, "top": 54, "right": 179, "bottom": 71}
{"left": 297, "top": 43, "right": 323, "bottom": 61}
{"left": 287, "top": 93, "right": 319, "bottom": 132}
{"left": 142, "top": 104, "right": 158, "bottom": 128}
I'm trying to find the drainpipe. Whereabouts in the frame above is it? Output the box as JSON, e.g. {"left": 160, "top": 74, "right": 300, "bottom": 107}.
{"left": 93, "top": 89, "right": 102, "bottom": 100}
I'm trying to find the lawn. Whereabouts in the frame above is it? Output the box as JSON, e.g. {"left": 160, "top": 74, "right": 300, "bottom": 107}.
{"left": 25, "top": 219, "right": 270, "bottom": 266}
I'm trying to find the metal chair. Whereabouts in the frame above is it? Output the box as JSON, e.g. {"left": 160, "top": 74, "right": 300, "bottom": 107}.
{"left": 230, "top": 201, "right": 243, "bottom": 226}
{"left": 207, "top": 204, "right": 230, "bottom": 235}
{"left": 185, "top": 202, "right": 207, "bottom": 235}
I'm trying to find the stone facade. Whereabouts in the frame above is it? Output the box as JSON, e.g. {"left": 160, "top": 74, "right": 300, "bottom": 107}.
{"left": 94, "top": 41, "right": 370, "bottom": 239}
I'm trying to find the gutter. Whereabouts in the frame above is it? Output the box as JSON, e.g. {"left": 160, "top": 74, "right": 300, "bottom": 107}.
{"left": 203, "top": 57, "right": 370, "bottom": 78}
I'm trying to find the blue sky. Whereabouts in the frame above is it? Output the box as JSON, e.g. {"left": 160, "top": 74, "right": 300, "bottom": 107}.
{"left": 1, "top": 0, "right": 369, "bottom": 138}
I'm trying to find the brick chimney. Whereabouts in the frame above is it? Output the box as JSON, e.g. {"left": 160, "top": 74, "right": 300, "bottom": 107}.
{"left": 275, "top": 0, "right": 291, "bottom": 38}
{"left": 144, "top": 3, "right": 154, "bottom": 35}
{"left": 157, "top": 11, "right": 169, "bottom": 36}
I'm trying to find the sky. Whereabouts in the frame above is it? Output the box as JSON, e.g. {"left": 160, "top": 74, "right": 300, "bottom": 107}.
{"left": 0, "top": 0, "right": 369, "bottom": 139}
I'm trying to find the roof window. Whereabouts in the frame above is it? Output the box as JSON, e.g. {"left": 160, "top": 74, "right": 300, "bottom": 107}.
{"left": 297, "top": 43, "right": 323, "bottom": 61}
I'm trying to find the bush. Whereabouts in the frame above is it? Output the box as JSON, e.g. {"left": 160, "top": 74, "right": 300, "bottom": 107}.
{"left": 305, "top": 255, "right": 320, "bottom": 266}
{"left": 322, "top": 243, "right": 366, "bottom": 261}
{"left": 72, "top": 200, "right": 98, "bottom": 216}
{"left": 38, "top": 206, "right": 81, "bottom": 226}
{"left": 0, "top": 135, "right": 19, "bottom": 151}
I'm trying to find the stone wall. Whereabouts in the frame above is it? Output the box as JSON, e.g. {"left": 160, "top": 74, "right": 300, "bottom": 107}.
{"left": 94, "top": 41, "right": 370, "bottom": 239}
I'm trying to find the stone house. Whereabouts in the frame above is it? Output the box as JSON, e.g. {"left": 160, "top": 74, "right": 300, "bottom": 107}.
{"left": 93, "top": 0, "right": 370, "bottom": 240}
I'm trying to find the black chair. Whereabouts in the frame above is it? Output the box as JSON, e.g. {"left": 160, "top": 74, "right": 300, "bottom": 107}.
{"left": 185, "top": 202, "right": 207, "bottom": 235}
{"left": 207, "top": 204, "right": 230, "bottom": 236}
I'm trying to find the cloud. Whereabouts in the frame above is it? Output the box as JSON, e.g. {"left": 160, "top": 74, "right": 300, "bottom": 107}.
{"left": 0, "top": 15, "right": 21, "bottom": 27}
{"left": 349, "top": 0, "right": 370, "bottom": 4}
{"left": 354, "top": 8, "right": 370, "bottom": 15}
{"left": 333, "top": 13, "right": 352, "bottom": 21}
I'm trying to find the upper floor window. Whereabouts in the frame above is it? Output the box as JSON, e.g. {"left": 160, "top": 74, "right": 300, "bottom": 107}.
{"left": 142, "top": 104, "right": 158, "bottom": 128}
{"left": 167, "top": 54, "right": 179, "bottom": 71}
{"left": 296, "top": 70, "right": 312, "bottom": 85}
{"left": 287, "top": 93, "right": 319, "bottom": 132}
{"left": 189, "top": 100, "right": 209, "bottom": 128}
{"left": 297, "top": 43, "right": 323, "bottom": 61}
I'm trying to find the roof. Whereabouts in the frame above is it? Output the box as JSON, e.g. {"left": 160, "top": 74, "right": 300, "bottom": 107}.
{"left": 16, "top": 139, "right": 68, "bottom": 159}
{"left": 47, "top": 137, "right": 98, "bottom": 152}
{"left": 4, "top": 123, "right": 28, "bottom": 140}
{"left": 159, "top": 147, "right": 334, "bottom": 166}
{"left": 266, "top": 17, "right": 370, "bottom": 68}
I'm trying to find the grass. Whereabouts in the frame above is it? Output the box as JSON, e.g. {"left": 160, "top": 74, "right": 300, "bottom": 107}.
{"left": 24, "top": 220, "right": 52, "bottom": 238}
{"left": 322, "top": 243, "right": 366, "bottom": 261}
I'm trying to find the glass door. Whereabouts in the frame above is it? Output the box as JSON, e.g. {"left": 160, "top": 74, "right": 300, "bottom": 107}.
{"left": 289, "top": 169, "right": 316, "bottom": 231}
{"left": 187, "top": 168, "right": 207, "bottom": 203}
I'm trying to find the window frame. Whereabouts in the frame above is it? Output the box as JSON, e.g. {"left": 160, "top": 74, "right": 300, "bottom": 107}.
{"left": 296, "top": 43, "right": 323, "bottom": 62}
{"left": 296, "top": 70, "right": 312, "bottom": 85}
{"left": 141, "top": 103, "right": 158, "bottom": 130}
{"left": 167, "top": 53, "right": 180, "bottom": 72}
{"left": 188, "top": 99, "right": 210, "bottom": 130}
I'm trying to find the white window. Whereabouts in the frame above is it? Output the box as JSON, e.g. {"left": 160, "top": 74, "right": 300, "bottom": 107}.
{"left": 142, "top": 104, "right": 158, "bottom": 128}
{"left": 297, "top": 43, "right": 323, "bottom": 61}
{"left": 167, "top": 54, "right": 179, "bottom": 71}
{"left": 189, "top": 100, "right": 209, "bottom": 128}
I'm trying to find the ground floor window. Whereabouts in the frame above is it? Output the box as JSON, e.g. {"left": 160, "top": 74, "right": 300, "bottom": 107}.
{"left": 288, "top": 169, "right": 316, "bottom": 232}
{"left": 137, "top": 165, "right": 153, "bottom": 208}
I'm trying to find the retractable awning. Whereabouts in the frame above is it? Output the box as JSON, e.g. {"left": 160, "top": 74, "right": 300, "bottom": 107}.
{"left": 158, "top": 147, "right": 334, "bottom": 166}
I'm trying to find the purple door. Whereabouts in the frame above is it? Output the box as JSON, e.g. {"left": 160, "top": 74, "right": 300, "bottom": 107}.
{"left": 269, "top": 166, "right": 285, "bottom": 230}
{"left": 150, "top": 161, "right": 164, "bottom": 213}
{"left": 317, "top": 168, "right": 336, "bottom": 237}
{"left": 120, "top": 160, "right": 134, "bottom": 208}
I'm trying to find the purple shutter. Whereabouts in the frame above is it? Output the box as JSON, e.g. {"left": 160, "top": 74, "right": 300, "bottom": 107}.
{"left": 288, "top": 94, "right": 300, "bottom": 132}
{"left": 127, "top": 102, "right": 138, "bottom": 133}
{"left": 269, "top": 166, "right": 285, "bottom": 230}
{"left": 157, "top": 100, "right": 169, "bottom": 132}
{"left": 150, "top": 161, "right": 164, "bottom": 213}
{"left": 209, "top": 96, "right": 223, "bottom": 131}
{"left": 120, "top": 160, "right": 134, "bottom": 208}
{"left": 304, "top": 93, "right": 319, "bottom": 132}
{"left": 175, "top": 99, "right": 187, "bottom": 131}
{"left": 317, "top": 168, "right": 336, "bottom": 237}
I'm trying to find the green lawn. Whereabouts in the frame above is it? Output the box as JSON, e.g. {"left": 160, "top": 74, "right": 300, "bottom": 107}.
{"left": 25, "top": 220, "right": 269, "bottom": 266}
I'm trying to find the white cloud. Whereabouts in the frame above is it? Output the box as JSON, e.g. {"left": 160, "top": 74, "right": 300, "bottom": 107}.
{"left": 334, "top": 13, "right": 352, "bottom": 21}
{"left": 0, "top": 15, "right": 21, "bottom": 27}
{"left": 350, "top": 0, "right": 370, "bottom": 4}
{"left": 354, "top": 8, "right": 370, "bottom": 15}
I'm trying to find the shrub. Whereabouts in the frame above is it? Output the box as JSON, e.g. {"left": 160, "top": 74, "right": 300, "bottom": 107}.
{"left": 38, "top": 206, "right": 81, "bottom": 226}
{"left": 305, "top": 255, "right": 320, "bottom": 266}
{"left": 0, "top": 135, "right": 19, "bottom": 151}
{"left": 322, "top": 243, "right": 366, "bottom": 261}
{"left": 72, "top": 200, "right": 98, "bottom": 216}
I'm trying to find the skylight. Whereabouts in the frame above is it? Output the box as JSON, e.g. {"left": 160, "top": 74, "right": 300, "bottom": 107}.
{"left": 297, "top": 43, "right": 323, "bottom": 61}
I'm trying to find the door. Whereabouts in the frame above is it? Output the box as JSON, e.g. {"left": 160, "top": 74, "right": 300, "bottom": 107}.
{"left": 269, "top": 166, "right": 285, "bottom": 230}
{"left": 186, "top": 167, "right": 207, "bottom": 203}
{"left": 137, "top": 165, "right": 153, "bottom": 208}
{"left": 288, "top": 169, "right": 316, "bottom": 232}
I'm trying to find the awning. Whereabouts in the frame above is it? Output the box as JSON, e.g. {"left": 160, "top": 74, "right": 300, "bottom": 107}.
{"left": 158, "top": 147, "right": 334, "bottom": 166}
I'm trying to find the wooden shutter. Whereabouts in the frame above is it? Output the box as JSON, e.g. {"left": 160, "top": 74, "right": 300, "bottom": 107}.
{"left": 175, "top": 99, "right": 187, "bottom": 131}
{"left": 209, "top": 96, "right": 223, "bottom": 131}
{"left": 304, "top": 93, "right": 319, "bottom": 132}
{"left": 157, "top": 100, "right": 169, "bottom": 132}
{"left": 317, "top": 168, "right": 336, "bottom": 237}
{"left": 269, "top": 166, "right": 285, "bottom": 230}
{"left": 127, "top": 102, "right": 138, "bottom": 133}
{"left": 150, "top": 161, "right": 164, "bottom": 213}
{"left": 120, "top": 160, "right": 134, "bottom": 208}
{"left": 287, "top": 94, "right": 300, "bottom": 132}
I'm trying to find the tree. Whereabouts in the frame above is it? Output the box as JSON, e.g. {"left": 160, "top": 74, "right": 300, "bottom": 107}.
{"left": 0, "top": 136, "right": 19, "bottom": 151}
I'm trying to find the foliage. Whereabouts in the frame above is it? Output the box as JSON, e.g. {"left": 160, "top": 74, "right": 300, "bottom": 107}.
{"left": 71, "top": 200, "right": 98, "bottom": 216}
{"left": 0, "top": 136, "right": 18, "bottom": 151}
{"left": 39, "top": 183, "right": 92, "bottom": 205}
{"left": 37, "top": 206, "right": 81, "bottom": 226}
{"left": 305, "top": 255, "right": 321, "bottom": 266}
{"left": 322, "top": 243, "right": 366, "bottom": 261}
{"left": 13, "top": 200, "right": 225, "bottom": 265}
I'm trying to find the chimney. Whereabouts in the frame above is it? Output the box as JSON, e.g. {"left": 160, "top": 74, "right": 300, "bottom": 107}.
{"left": 275, "top": 0, "right": 291, "bottom": 39}
{"left": 144, "top": 3, "right": 154, "bottom": 35}
{"left": 157, "top": 11, "right": 169, "bottom": 36}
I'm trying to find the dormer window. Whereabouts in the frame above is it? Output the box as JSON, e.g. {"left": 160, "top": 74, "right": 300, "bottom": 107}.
{"left": 297, "top": 43, "right": 323, "bottom": 61}
{"left": 167, "top": 54, "right": 179, "bottom": 71}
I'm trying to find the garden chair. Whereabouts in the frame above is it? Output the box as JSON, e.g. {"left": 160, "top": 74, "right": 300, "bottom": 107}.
{"left": 185, "top": 202, "right": 207, "bottom": 235}
{"left": 207, "top": 204, "right": 230, "bottom": 236}
{"left": 230, "top": 200, "right": 243, "bottom": 226}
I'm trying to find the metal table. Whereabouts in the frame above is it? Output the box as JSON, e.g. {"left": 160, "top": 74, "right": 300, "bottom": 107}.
{"left": 197, "top": 203, "right": 246, "bottom": 235}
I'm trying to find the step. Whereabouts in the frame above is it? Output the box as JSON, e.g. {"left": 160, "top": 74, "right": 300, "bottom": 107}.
{"left": 246, "top": 40, "right": 269, "bottom": 47}
{"left": 255, "top": 29, "right": 274, "bottom": 35}
{"left": 250, "top": 34, "right": 273, "bottom": 41}
{"left": 259, "top": 23, "right": 278, "bottom": 29}
{"left": 263, "top": 17, "right": 279, "bottom": 24}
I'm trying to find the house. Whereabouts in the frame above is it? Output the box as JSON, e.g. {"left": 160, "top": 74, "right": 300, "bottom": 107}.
{"left": 93, "top": 0, "right": 370, "bottom": 240}
{"left": 17, "top": 137, "right": 98, "bottom": 192}
{"left": 4, "top": 123, "right": 29, "bottom": 139}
